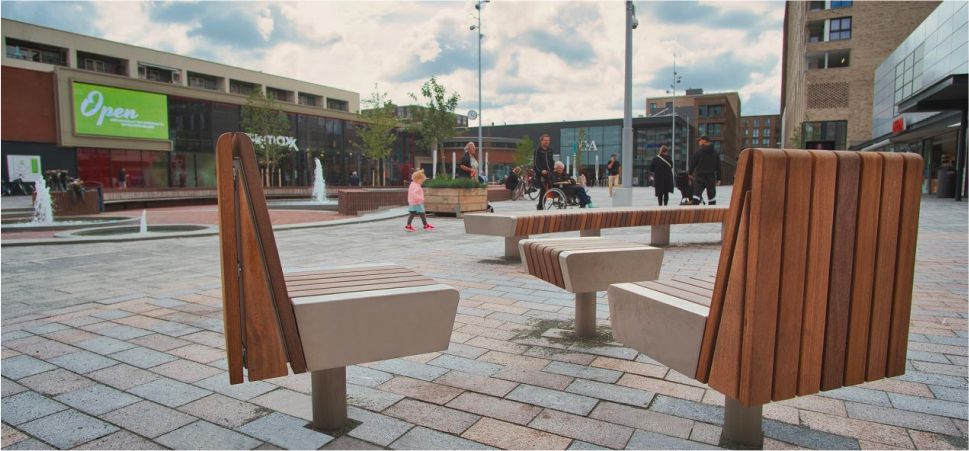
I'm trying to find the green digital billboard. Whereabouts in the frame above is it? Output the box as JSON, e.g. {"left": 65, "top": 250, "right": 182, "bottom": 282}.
{"left": 73, "top": 82, "right": 169, "bottom": 140}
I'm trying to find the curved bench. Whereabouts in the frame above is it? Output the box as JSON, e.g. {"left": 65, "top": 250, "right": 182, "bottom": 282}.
{"left": 215, "top": 133, "right": 459, "bottom": 430}
{"left": 610, "top": 148, "right": 923, "bottom": 447}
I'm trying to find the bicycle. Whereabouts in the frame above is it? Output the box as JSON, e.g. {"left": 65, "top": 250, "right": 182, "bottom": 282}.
{"left": 512, "top": 179, "right": 526, "bottom": 201}
{"left": 1, "top": 178, "right": 34, "bottom": 196}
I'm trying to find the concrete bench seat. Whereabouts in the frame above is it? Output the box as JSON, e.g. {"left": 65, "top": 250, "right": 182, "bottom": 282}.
{"left": 215, "top": 133, "right": 458, "bottom": 430}
{"left": 519, "top": 237, "right": 662, "bottom": 337}
{"left": 608, "top": 148, "right": 924, "bottom": 447}
{"left": 465, "top": 206, "right": 727, "bottom": 259}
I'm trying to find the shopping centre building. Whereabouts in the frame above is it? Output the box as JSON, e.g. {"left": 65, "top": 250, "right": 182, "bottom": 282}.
{"left": 1, "top": 18, "right": 365, "bottom": 189}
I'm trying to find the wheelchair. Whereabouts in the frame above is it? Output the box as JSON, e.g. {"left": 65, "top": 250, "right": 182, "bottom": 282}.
{"left": 543, "top": 181, "right": 584, "bottom": 210}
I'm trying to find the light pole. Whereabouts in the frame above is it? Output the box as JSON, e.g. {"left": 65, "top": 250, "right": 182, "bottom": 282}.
{"left": 665, "top": 51, "right": 682, "bottom": 172}
{"left": 471, "top": 0, "right": 490, "bottom": 180}
{"left": 616, "top": 0, "right": 638, "bottom": 206}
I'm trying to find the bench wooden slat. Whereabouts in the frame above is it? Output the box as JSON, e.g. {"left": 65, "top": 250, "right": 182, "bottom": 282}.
{"left": 287, "top": 275, "right": 436, "bottom": 293}
{"left": 216, "top": 134, "right": 244, "bottom": 385}
{"left": 821, "top": 152, "right": 861, "bottom": 391}
{"left": 285, "top": 268, "right": 414, "bottom": 282}
{"left": 797, "top": 151, "right": 838, "bottom": 396}
{"left": 639, "top": 281, "right": 711, "bottom": 307}
{"left": 283, "top": 266, "right": 408, "bottom": 279}
{"left": 887, "top": 154, "right": 924, "bottom": 376}
{"left": 673, "top": 277, "right": 716, "bottom": 291}
{"left": 771, "top": 150, "right": 814, "bottom": 401}
{"left": 290, "top": 280, "right": 440, "bottom": 298}
{"left": 865, "top": 155, "right": 905, "bottom": 380}
{"left": 843, "top": 153, "right": 885, "bottom": 386}
{"left": 650, "top": 279, "right": 713, "bottom": 299}
{"left": 740, "top": 149, "right": 787, "bottom": 406}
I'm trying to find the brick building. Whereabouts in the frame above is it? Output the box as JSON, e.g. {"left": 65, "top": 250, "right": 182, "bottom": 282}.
{"left": 740, "top": 115, "right": 782, "bottom": 149}
{"left": 780, "top": 1, "right": 942, "bottom": 150}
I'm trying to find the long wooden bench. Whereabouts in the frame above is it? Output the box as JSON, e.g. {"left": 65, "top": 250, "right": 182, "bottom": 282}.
{"left": 215, "top": 133, "right": 459, "bottom": 430}
{"left": 519, "top": 238, "right": 663, "bottom": 337}
{"left": 464, "top": 206, "right": 727, "bottom": 259}
{"left": 608, "top": 148, "right": 923, "bottom": 447}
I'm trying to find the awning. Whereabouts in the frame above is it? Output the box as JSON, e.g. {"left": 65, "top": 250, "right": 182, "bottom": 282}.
{"left": 898, "top": 74, "right": 967, "bottom": 113}
{"left": 860, "top": 139, "right": 891, "bottom": 151}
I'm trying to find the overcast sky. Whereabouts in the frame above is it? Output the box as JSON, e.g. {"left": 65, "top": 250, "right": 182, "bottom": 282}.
{"left": 2, "top": 1, "right": 785, "bottom": 124}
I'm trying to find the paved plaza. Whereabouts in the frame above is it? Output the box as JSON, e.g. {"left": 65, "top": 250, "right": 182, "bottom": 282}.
{"left": 1, "top": 187, "right": 967, "bottom": 450}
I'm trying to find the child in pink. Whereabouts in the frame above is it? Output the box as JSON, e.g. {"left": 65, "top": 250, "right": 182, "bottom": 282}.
{"left": 406, "top": 169, "right": 433, "bottom": 231}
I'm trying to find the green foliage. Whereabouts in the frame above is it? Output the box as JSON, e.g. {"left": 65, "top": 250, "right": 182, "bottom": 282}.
{"left": 514, "top": 134, "right": 534, "bottom": 169}
{"left": 422, "top": 177, "right": 486, "bottom": 189}
{"left": 357, "top": 85, "right": 399, "bottom": 186}
{"left": 407, "top": 76, "right": 460, "bottom": 155}
{"left": 575, "top": 128, "right": 587, "bottom": 170}
{"left": 241, "top": 90, "right": 291, "bottom": 181}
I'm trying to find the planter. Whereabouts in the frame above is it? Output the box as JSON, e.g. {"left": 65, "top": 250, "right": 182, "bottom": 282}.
{"left": 424, "top": 187, "right": 488, "bottom": 217}
{"left": 32, "top": 190, "right": 100, "bottom": 217}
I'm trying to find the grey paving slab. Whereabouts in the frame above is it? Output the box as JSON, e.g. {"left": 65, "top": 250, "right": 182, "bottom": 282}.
{"left": 23, "top": 323, "right": 69, "bottom": 335}
{"left": 625, "top": 430, "right": 722, "bottom": 450}
{"left": 72, "top": 430, "right": 162, "bottom": 450}
{"left": 820, "top": 385, "right": 893, "bottom": 407}
{"left": 322, "top": 436, "right": 385, "bottom": 450}
{"left": 5, "top": 438, "right": 56, "bottom": 450}
{"left": 346, "top": 365, "right": 394, "bottom": 388}
{"left": 370, "top": 358, "right": 450, "bottom": 381}
{"left": 97, "top": 292, "right": 150, "bottom": 305}
{"left": 844, "top": 401, "right": 961, "bottom": 435}
{"left": 897, "top": 371, "right": 969, "bottom": 388}
{"left": 888, "top": 392, "right": 969, "bottom": 419}
{"left": 1, "top": 391, "right": 69, "bottom": 425}
{"left": 87, "top": 363, "right": 160, "bottom": 390}
{"left": 129, "top": 377, "right": 213, "bottom": 407}
{"left": 73, "top": 336, "right": 137, "bottom": 355}
{"left": 428, "top": 354, "right": 503, "bottom": 377}
{"left": 46, "top": 350, "right": 118, "bottom": 374}
{"left": 145, "top": 321, "right": 203, "bottom": 337}
{"left": 101, "top": 400, "right": 198, "bottom": 438}
{"left": 1, "top": 377, "right": 29, "bottom": 398}
{"left": 54, "top": 383, "right": 141, "bottom": 415}
{"left": 568, "top": 441, "right": 610, "bottom": 450}
{"left": 567, "top": 344, "right": 638, "bottom": 360}
{"left": 178, "top": 393, "right": 272, "bottom": 429}
{"left": 91, "top": 310, "right": 134, "bottom": 321}
{"left": 930, "top": 385, "right": 969, "bottom": 403}
{"left": 506, "top": 384, "right": 598, "bottom": 416}
{"left": 1, "top": 330, "right": 34, "bottom": 341}
{"left": 18, "top": 368, "right": 96, "bottom": 396}
{"left": 763, "top": 419, "right": 860, "bottom": 450}
{"left": 237, "top": 412, "right": 333, "bottom": 450}
{"left": 156, "top": 420, "right": 261, "bottom": 450}
{"left": 195, "top": 374, "right": 278, "bottom": 400}
{"left": 148, "top": 298, "right": 187, "bottom": 308}
{"left": 19, "top": 409, "right": 119, "bottom": 449}
{"left": 649, "top": 395, "right": 724, "bottom": 425}
{"left": 99, "top": 325, "right": 153, "bottom": 341}
{"left": 108, "top": 346, "right": 179, "bottom": 369}
{"left": 0, "top": 355, "right": 56, "bottom": 380}
{"left": 389, "top": 426, "right": 493, "bottom": 450}
{"left": 347, "top": 406, "right": 415, "bottom": 446}
{"left": 544, "top": 361, "right": 622, "bottom": 383}
{"left": 566, "top": 379, "right": 654, "bottom": 407}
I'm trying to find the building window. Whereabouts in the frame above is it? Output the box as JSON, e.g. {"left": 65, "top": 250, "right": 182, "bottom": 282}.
{"left": 753, "top": 138, "right": 760, "bottom": 146}
{"left": 187, "top": 72, "right": 219, "bottom": 91}
{"left": 77, "top": 51, "right": 126, "bottom": 75}
{"left": 753, "top": 129, "right": 760, "bottom": 137}
{"left": 230, "top": 80, "right": 257, "bottom": 95}
{"left": 699, "top": 124, "right": 706, "bottom": 135}
{"left": 809, "top": 1, "right": 826, "bottom": 11}
{"left": 699, "top": 105, "right": 723, "bottom": 119}
{"left": 707, "top": 124, "right": 723, "bottom": 137}
{"left": 5, "top": 38, "right": 68, "bottom": 66}
{"left": 829, "top": 17, "right": 851, "bottom": 40}
{"left": 806, "top": 49, "right": 850, "bottom": 69}
{"left": 138, "top": 63, "right": 181, "bottom": 84}
{"left": 831, "top": 1, "right": 852, "bottom": 8}
{"left": 802, "top": 120, "right": 848, "bottom": 150}
{"left": 298, "top": 94, "right": 317, "bottom": 106}
{"left": 753, "top": 119, "right": 760, "bottom": 127}
{"left": 765, "top": 118, "right": 771, "bottom": 127}
{"left": 807, "top": 20, "right": 825, "bottom": 43}
{"left": 327, "top": 99, "right": 349, "bottom": 111}
{"left": 743, "top": 119, "right": 748, "bottom": 127}
{"left": 894, "top": 44, "right": 925, "bottom": 104}
{"left": 665, "top": 102, "right": 673, "bottom": 111}
{"left": 764, "top": 129, "right": 771, "bottom": 137}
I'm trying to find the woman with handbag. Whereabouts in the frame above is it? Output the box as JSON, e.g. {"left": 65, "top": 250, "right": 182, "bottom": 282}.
{"left": 648, "top": 145, "right": 675, "bottom": 206}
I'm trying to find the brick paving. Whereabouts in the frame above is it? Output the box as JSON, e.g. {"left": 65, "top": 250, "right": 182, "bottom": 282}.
{"left": 1, "top": 186, "right": 966, "bottom": 449}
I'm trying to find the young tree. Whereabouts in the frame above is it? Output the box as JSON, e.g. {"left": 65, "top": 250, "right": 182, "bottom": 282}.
{"left": 407, "top": 76, "right": 460, "bottom": 177}
{"left": 241, "top": 90, "right": 292, "bottom": 186}
{"left": 575, "top": 128, "right": 587, "bottom": 173}
{"left": 357, "top": 85, "right": 398, "bottom": 186}
{"left": 514, "top": 134, "right": 535, "bottom": 169}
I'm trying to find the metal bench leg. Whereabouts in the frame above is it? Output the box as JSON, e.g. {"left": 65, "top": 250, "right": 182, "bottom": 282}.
{"left": 505, "top": 236, "right": 526, "bottom": 258}
{"left": 650, "top": 225, "right": 670, "bottom": 246}
{"left": 579, "top": 229, "right": 601, "bottom": 237}
{"left": 311, "top": 367, "right": 347, "bottom": 430}
{"left": 575, "top": 292, "right": 596, "bottom": 338}
{"left": 721, "top": 398, "right": 763, "bottom": 448}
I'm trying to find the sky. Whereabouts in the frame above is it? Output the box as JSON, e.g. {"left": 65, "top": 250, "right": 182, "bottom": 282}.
{"left": 1, "top": 0, "right": 786, "bottom": 125}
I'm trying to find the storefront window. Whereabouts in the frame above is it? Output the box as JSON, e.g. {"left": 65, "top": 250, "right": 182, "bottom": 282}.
{"left": 110, "top": 150, "right": 142, "bottom": 188}
{"left": 170, "top": 152, "right": 196, "bottom": 188}
{"left": 77, "top": 149, "right": 110, "bottom": 187}
{"left": 144, "top": 152, "right": 169, "bottom": 188}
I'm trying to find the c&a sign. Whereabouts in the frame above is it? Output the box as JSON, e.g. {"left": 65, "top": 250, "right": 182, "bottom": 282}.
{"left": 72, "top": 82, "right": 169, "bottom": 140}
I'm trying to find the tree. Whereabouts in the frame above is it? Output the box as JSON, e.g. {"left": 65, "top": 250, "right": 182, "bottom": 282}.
{"left": 407, "top": 76, "right": 460, "bottom": 177}
{"left": 357, "top": 85, "right": 398, "bottom": 186}
{"left": 575, "top": 128, "right": 587, "bottom": 173}
{"left": 788, "top": 113, "right": 810, "bottom": 149}
{"left": 514, "top": 134, "right": 534, "bottom": 169}
{"left": 241, "top": 89, "right": 291, "bottom": 186}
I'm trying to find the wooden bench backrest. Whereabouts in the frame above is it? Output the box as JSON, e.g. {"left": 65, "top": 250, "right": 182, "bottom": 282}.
{"left": 697, "top": 148, "right": 923, "bottom": 406}
{"left": 511, "top": 207, "right": 727, "bottom": 236}
{"left": 216, "top": 132, "right": 307, "bottom": 384}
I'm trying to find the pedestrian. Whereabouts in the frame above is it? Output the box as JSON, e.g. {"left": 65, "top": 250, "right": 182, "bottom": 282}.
{"left": 458, "top": 142, "right": 478, "bottom": 179}
{"left": 533, "top": 134, "right": 554, "bottom": 210}
{"left": 117, "top": 167, "right": 127, "bottom": 189}
{"left": 550, "top": 161, "right": 593, "bottom": 208}
{"left": 649, "top": 145, "right": 675, "bottom": 206}
{"left": 348, "top": 171, "right": 360, "bottom": 186}
{"left": 405, "top": 169, "right": 434, "bottom": 232}
{"left": 689, "top": 135, "right": 721, "bottom": 205}
{"left": 505, "top": 166, "right": 520, "bottom": 193}
{"left": 606, "top": 154, "right": 620, "bottom": 197}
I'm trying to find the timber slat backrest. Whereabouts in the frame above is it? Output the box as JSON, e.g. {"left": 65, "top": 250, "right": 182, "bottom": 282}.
{"left": 509, "top": 207, "right": 727, "bottom": 236}
{"left": 216, "top": 132, "right": 307, "bottom": 384}
{"left": 697, "top": 148, "right": 922, "bottom": 407}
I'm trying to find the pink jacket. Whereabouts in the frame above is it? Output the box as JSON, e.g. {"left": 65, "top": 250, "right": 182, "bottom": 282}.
{"left": 408, "top": 182, "right": 424, "bottom": 205}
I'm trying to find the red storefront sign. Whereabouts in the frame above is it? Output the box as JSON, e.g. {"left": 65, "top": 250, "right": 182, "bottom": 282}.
{"left": 892, "top": 118, "right": 906, "bottom": 134}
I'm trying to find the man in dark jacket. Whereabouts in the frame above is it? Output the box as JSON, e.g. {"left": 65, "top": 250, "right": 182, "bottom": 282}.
{"left": 533, "top": 134, "right": 555, "bottom": 210}
{"left": 688, "top": 135, "right": 721, "bottom": 205}
{"left": 348, "top": 171, "right": 360, "bottom": 186}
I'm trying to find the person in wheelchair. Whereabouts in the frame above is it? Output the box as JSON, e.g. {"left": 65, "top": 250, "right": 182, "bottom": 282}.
{"left": 550, "top": 161, "right": 594, "bottom": 208}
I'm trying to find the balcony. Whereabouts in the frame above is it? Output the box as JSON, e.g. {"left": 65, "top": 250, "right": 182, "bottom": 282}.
{"left": 298, "top": 93, "right": 322, "bottom": 107}
{"left": 267, "top": 87, "right": 293, "bottom": 103}
{"left": 5, "top": 38, "right": 68, "bottom": 66}
{"left": 327, "top": 98, "right": 349, "bottom": 112}
{"left": 138, "top": 63, "right": 181, "bottom": 85}
{"left": 187, "top": 72, "right": 222, "bottom": 91}
{"left": 77, "top": 51, "right": 127, "bottom": 76}
{"left": 229, "top": 80, "right": 259, "bottom": 96}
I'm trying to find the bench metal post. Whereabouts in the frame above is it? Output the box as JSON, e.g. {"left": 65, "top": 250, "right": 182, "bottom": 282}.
{"left": 579, "top": 229, "right": 601, "bottom": 237}
{"left": 311, "top": 367, "right": 347, "bottom": 430}
{"left": 575, "top": 292, "right": 596, "bottom": 338}
{"left": 721, "top": 398, "right": 763, "bottom": 448}
{"left": 650, "top": 224, "right": 670, "bottom": 246}
{"left": 505, "top": 236, "right": 526, "bottom": 259}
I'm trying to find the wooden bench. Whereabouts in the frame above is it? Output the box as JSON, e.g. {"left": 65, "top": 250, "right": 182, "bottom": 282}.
{"left": 519, "top": 238, "right": 663, "bottom": 337}
{"left": 215, "top": 133, "right": 459, "bottom": 430}
{"left": 464, "top": 206, "right": 727, "bottom": 259}
{"left": 608, "top": 148, "right": 923, "bottom": 447}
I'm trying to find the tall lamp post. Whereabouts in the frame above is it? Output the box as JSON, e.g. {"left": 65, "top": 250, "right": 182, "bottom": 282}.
{"left": 665, "top": 51, "right": 682, "bottom": 172}
{"left": 616, "top": 0, "right": 639, "bottom": 207}
{"left": 471, "top": 0, "right": 490, "bottom": 180}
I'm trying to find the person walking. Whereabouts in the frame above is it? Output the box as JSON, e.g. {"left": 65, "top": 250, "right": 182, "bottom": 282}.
{"left": 348, "top": 171, "right": 360, "bottom": 186}
{"left": 458, "top": 142, "right": 478, "bottom": 179}
{"left": 606, "top": 154, "right": 620, "bottom": 197}
{"left": 405, "top": 169, "right": 434, "bottom": 231}
{"left": 533, "top": 134, "right": 554, "bottom": 210}
{"left": 649, "top": 145, "right": 675, "bottom": 206}
{"left": 117, "top": 167, "right": 127, "bottom": 189}
{"left": 689, "top": 135, "right": 721, "bottom": 205}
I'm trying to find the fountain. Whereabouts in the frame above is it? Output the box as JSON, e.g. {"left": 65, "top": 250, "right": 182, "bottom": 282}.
{"left": 312, "top": 159, "right": 327, "bottom": 203}
{"left": 266, "top": 158, "right": 337, "bottom": 211}
{"left": 31, "top": 178, "right": 53, "bottom": 225}
{"left": 140, "top": 210, "right": 148, "bottom": 234}
{"left": 1, "top": 179, "right": 137, "bottom": 232}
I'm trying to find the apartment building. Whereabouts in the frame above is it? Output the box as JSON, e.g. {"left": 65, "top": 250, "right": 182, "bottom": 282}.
{"left": 780, "top": 1, "right": 941, "bottom": 150}
{"left": 741, "top": 115, "right": 782, "bottom": 149}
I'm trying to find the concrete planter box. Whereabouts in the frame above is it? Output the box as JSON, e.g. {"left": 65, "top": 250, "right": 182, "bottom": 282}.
{"left": 424, "top": 187, "right": 488, "bottom": 217}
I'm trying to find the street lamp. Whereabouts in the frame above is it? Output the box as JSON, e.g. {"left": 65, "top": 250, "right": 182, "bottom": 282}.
{"left": 617, "top": 0, "right": 638, "bottom": 206}
{"left": 471, "top": 0, "right": 490, "bottom": 180}
{"left": 665, "top": 50, "right": 682, "bottom": 172}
